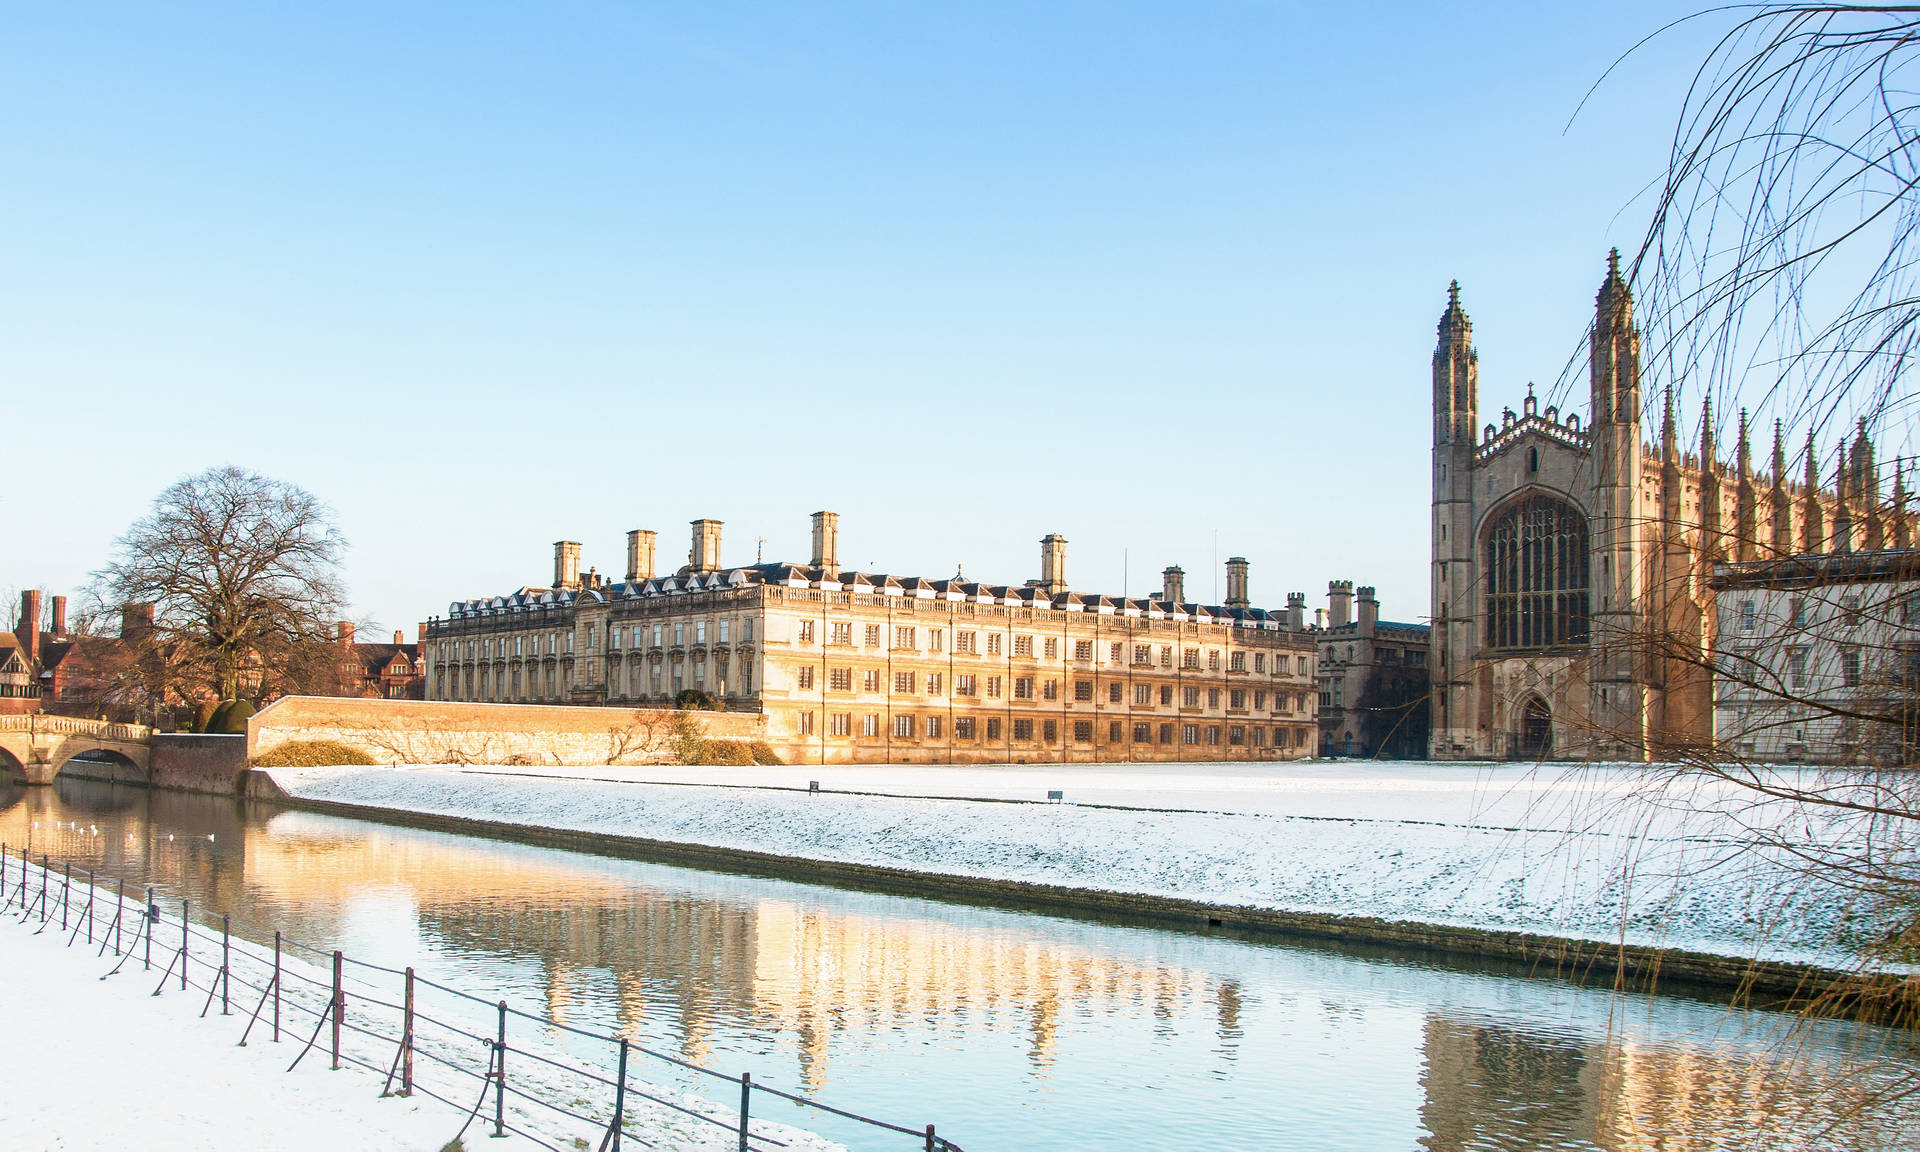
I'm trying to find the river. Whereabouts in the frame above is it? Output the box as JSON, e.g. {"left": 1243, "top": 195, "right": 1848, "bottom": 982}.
{"left": 2, "top": 776, "right": 1914, "bottom": 1151}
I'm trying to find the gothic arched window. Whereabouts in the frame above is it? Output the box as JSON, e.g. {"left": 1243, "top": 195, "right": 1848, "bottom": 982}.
{"left": 1484, "top": 495, "right": 1590, "bottom": 650}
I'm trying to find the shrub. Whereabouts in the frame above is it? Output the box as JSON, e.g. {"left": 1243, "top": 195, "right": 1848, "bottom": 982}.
{"left": 702, "top": 741, "right": 756, "bottom": 766}
{"left": 669, "top": 712, "right": 709, "bottom": 765}
{"left": 748, "top": 741, "right": 782, "bottom": 766}
{"left": 673, "top": 689, "right": 721, "bottom": 711}
{"left": 251, "top": 739, "right": 376, "bottom": 768}
{"left": 205, "top": 699, "right": 257, "bottom": 734}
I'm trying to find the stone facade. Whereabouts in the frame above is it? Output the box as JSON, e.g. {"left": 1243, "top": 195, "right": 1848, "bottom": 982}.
{"left": 1314, "top": 582, "right": 1430, "bottom": 758}
{"left": 1429, "top": 253, "right": 1908, "bottom": 760}
{"left": 425, "top": 517, "right": 1320, "bottom": 765}
{"left": 1711, "top": 549, "right": 1920, "bottom": 763}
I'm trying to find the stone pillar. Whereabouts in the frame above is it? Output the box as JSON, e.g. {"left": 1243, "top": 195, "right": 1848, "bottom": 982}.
{"left": 1225, "top": 558, "right": 1249, "bottom": 608}
{"left": 1328, "top": 581, "right": 1353, "bottom": 628}
{"left": 553, "top": 541, "right": 583, "bottom": 590}
{"left": 690, "top": 519, "right": 723, "bottom": 571}
{"left": 1286, "top": 592, "right": 1306, "bottom": 630}
{"left": 626, "top": 529, "right": 657, "bottom": 582}
{"left": 1356, "top": 586, "right": 1379, "bottom": 634}
{"left": 811, "top": 511, "right": 839, "bottom": 570}
{"left": 1039, "top": 534, "right": 1068, "bottom": 594}
{"left": 1162, "top": 566, "right": 1186, "bottom": 605}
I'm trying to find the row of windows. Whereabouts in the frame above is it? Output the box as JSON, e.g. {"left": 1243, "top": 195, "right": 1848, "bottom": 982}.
{"left": 798, "top": 712, "right": 1306, "bottom": 748}
{"left": 438, "top": 656, "right": 758, "bottom": 702}
{"left": 1736, "top": 591, "right": 1920, "bottom": 632}
{"left": 791, "top": 623, "right": 1308, "bottom": 673}
{"left": 439, "top": 618, "right": 761, "bottom": 663}
{"left": 794, "top": 668, "right": 1310, "bottom": 713}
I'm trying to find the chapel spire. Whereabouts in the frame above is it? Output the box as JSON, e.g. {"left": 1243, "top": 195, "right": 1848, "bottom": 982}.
{"left": 1591, "top": 249, "right": 1640, "bottom": 428}
{"left": 1433, "top": 280, "right": 1478, "bottom": 446}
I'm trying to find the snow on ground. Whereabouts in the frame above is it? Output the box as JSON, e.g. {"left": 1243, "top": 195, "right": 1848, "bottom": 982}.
{"left": 0, "top": 867, "right": 838, "bottom": 1152}
{"left": 267, "top": 760, "right": 1908, "bottom": 970}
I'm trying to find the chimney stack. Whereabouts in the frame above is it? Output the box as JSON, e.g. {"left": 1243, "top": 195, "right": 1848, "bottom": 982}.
{"left": 1225, "top": 558, "right": 1250, "bottom": 608}
{"left": 393, "top": 630, "right": 404, "bottom": 644}
{"left": 1328, "top": 581, "right": 1354, "bottom": 628}
{"left": 626, "top": 529, "right": 657, "bottom": 582}
{"left": 1161, "top": 566, "right": 1186, "bottom": 605}
{"left": 1315, "top": 608, "right": 1327, "bottom": 629}
{"left": 337, "top": 621, "right": 355, "bottom": 647}
{"left": 416, "top": 622, "right": 428, "bottom": 646}
{"left": 1286, "top": 592, "right": 1306, "bottom": 630}
{"left": 17, "top": 590, "right": 41, "bottom": 668}
{"left": 121, "top": 603, "right": 155, "bottom": 641}
{"left": 49, "top": 595, "right": 67, "bottom": 638}
{"left": 690, "top": 519, "right": 724, "bottom": 571}
{"left": 810, "top": 511, "right": 840, "bottom": 571}
{"left": 1357, "top": 586, "right": 1379, "bottom": 633}
{"left": 553, "top": 541, "right": 583, "bottom": 591}
{"left": 1038, "top": 534, "right": 1068, "bottom": 595}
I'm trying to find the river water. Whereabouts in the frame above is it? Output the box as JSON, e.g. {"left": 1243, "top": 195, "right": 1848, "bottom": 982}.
{"left": 3, "top": 776, "right": 1914, "bottom": 1151}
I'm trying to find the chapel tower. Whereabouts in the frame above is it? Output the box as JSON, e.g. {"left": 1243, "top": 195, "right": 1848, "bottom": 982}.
{"left": 1429, "top": 281, "right": 1479, "bottom": 753}
{"left": 1586, "top": 249, "right": 1649, "bottom": 755}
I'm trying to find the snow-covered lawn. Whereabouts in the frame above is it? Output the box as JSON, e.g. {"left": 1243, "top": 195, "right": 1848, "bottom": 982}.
{"left": 0, "top": 864, "right": 838, "bottom": 1152}
{"left": 267, "top": 759, "right": 1906, "bottom": 970}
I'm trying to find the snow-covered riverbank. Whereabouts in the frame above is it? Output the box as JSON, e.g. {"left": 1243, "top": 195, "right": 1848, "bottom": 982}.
{"left": 0, "top": 901, "right": 534, "bottom": 1151}
{"left": 0, "top": 862, "right": 839, "bottom": 1152}
{"left": 264, "top": 760, "right": 1896, "bottom": 970}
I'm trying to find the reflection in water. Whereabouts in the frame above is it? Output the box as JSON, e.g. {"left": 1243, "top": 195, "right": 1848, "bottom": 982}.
{"left": 3, "top": 778, "right": 1915, "bottom": 1151}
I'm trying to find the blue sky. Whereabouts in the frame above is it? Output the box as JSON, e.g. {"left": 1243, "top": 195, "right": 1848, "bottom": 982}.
{"left": 2, "top": 2, "right": 1716, "bottom": 635}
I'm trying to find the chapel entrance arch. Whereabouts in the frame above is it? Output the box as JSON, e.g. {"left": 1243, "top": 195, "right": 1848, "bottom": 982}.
{"left": 1517, "top": 694, "right": 1553, "bottom": 760}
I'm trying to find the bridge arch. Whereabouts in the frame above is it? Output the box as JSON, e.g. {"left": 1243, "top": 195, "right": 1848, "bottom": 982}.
{"left": 0, "top": 718, "right": 152, "bottom": 785}
{"left": 0, "top": 744, "right": 26, "bottom": 785}
{"left": 55, "top": 746, "right": 148, "bottom": 786}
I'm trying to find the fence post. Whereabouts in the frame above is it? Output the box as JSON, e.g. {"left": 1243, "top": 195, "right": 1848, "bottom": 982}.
{"left": 181, "top": 900, "right": 189, "bottom": 991}
{"left": 273, "top": 931, "right": 282, "bottom": 1042}
{"left": 738, "top": 1071, "right": 751, "bottom": 1152}
{"left": 611, "top": 1038, "right": 628, "bottom": 1152}
{"left": 331, "top": 951, "right": 344, "bottom": 1071}
{"left": 221, "top": 915, "right": 231, "bottom": 1015}
{"left": 401, "top": 967, "right": 415, "bottom": 1096}
{"left": 925, "top": 1123, "right": 936, "bottom": 1151}
{"left": 38, "top": 854, "right": 48, "bottom": 921}
{"left": 143, "top": 886, "right": 153, "bottom": 970}
{"left": 61, "top": 862, "right": 69, "bottom": 931}
{"left": 493, "top": 1001, "right": 507, "bottom": 1139}
{"left": 85, "top": 870, "right": 93, "bottom": 945}
{"left": 114, "top": 879, "right": 123, "bottom": 955}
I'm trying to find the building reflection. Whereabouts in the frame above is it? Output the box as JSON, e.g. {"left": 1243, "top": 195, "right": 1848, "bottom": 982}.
{"left": 1418, "top": 1014, "right": 1888, "bottom": 1150}
{"left": 229, "top": 814, "right": 1232, "bottom": 1088}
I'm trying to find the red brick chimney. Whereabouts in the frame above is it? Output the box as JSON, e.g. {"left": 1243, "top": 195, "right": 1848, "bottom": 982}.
{"left": 17, "top": 590, "right": 41, "bottom": 668}
{"left": 393, "top": 630, "right": 404, "bottom": 644}
{"left": 120, "top": 602, "right": 155, "bottom": 640}
{"left": 50, "top": 595, "right": 67, "bottom": 638}
{"left": 337, "top": 621, "right": 355, "bottom": 647}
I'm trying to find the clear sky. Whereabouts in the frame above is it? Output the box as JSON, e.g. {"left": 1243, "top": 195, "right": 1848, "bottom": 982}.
{"left": 2, "top": 1, "right": 1718, "bottom": 637}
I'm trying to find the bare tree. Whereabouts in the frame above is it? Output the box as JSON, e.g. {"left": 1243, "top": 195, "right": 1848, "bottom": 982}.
{"left": 1570, "top": 6, "right": 1920, "bottom": 1121}
{"left": 91, "top": 467, "right": 348, "bottom": 706}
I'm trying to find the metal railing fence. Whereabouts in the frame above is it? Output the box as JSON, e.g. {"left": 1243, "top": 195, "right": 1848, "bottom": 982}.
{"left": 1, "top": 842, "right": 963, "bottom": 1152}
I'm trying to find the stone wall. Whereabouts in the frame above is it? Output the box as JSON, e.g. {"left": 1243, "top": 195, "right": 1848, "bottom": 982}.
{"left": 150, "top": 734, "right": 251, "bottom": 794}
{"left": 247, "top": 696, "right": 765, "bottom": 767}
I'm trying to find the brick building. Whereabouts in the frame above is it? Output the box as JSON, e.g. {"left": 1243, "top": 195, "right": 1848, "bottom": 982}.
{"left": 425, "top": 515, "right": 1319, "bottom": 765}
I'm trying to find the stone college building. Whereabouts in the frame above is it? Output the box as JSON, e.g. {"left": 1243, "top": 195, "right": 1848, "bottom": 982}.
{"left": 1429, "top": 252, "right": 1906, "bottom": 760}
{"left": 425, "top": 515, "right": 1319, "bottom": 765}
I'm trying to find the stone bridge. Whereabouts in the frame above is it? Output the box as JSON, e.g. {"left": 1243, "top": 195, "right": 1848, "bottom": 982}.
{"left": 0, "top": 716, "right": 153, "bottom": 785}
